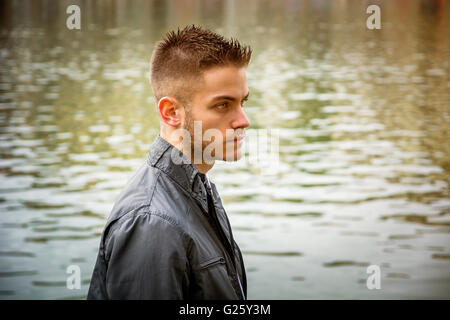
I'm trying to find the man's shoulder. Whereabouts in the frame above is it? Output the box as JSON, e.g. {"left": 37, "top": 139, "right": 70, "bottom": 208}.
{"left": 106, "top": 161, "right": 160, "bottom": 222}
{"left": 104, "top": 160, "right": 193, "bottom": 235}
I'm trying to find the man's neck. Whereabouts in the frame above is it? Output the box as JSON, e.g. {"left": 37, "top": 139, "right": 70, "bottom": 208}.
{"left": 194, "top": 162, "right": 214, "bottom": 175}
{"left": 159, "top": 132, "right": 214, "bottom": 174}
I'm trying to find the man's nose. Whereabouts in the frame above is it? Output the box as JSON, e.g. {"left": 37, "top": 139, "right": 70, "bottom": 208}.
{"left": 231, "top": 106, "right": 250, "bottom": 129}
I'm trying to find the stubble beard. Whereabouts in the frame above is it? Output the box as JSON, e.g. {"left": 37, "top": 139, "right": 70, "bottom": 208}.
{"left": 183, "top": 109, "right": 197, "bottom": 162}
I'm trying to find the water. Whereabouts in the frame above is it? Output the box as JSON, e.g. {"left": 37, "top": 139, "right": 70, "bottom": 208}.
{"left": 0, "top": 0, "right": 449, "bottom": 299}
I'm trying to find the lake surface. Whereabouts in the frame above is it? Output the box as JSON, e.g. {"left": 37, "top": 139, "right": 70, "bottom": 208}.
{"left": 0, "top": 0, "right": 449, "bottom": 299}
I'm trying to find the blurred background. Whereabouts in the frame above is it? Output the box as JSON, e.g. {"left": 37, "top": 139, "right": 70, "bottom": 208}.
{"left": 0, "top": 0, "right": 449, "bottom": 299}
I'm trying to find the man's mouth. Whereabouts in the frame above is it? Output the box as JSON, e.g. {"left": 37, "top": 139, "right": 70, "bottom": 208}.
{"left": 227, "top": 134, "right": 245, "bottom": 143}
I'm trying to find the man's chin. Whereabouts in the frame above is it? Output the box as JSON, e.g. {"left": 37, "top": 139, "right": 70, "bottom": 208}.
{"left": 200, "top": 145, "right": 244, "bottom": 162}
{"left": 221, "top": 151, "right": 244, "bottom": 162}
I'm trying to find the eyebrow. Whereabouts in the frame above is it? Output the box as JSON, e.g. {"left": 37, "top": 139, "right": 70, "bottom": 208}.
{"left": 209, "top": 91, "right": 250, "bottom": 103}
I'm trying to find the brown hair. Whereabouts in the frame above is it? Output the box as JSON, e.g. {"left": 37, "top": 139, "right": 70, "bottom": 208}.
{"left": 150, "top": 25, "right": 252, "bottom": 105}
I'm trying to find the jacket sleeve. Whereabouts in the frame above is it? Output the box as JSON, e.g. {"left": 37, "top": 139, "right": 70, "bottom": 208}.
{"left": 103, "top": 212, "right": 190, "bottom": 299}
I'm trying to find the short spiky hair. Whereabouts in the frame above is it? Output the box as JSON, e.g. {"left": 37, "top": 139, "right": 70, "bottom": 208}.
{"left": 150, "top": 25, "right": 252, "bottom": 105}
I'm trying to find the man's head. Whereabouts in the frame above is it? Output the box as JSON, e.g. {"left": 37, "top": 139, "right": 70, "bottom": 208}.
{"left": 149, "top": 25, "right": 252, "bottom": 171}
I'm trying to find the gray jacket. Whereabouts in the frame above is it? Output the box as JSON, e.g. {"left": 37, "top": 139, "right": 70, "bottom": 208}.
{"left": 87, "top": 135, "right": 247, "bottom": 300}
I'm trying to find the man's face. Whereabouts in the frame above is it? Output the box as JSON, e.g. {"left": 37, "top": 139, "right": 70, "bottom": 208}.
{"left": 183, "top": 66, "right": 250, "bottom": 162}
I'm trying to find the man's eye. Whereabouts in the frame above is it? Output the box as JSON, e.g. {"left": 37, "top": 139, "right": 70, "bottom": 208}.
{"left": 216, "top": 103, "right": 228, "bottom": 110}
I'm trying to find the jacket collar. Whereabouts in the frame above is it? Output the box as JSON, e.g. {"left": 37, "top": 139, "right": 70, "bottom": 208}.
{"left": 147, "top": 135, "right": 210, "bottom": 212}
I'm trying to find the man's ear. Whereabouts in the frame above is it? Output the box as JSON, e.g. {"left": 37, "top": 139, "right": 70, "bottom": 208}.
{"left": 158, "top": 96, "right": 183, "bottom": 127}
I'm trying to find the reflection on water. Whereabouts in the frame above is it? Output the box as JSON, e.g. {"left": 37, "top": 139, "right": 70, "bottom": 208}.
{"left": 0, "top": 0, "right": 449, "bottom": 299}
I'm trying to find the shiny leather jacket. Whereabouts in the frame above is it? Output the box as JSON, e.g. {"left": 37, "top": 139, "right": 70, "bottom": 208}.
{"left": 87, "top": 135, "right": 247, "bottom": 300}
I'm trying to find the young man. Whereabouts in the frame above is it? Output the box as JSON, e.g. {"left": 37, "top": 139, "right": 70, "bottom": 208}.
{"left": 87, "top": 25, "right": 251, "bottom": 299}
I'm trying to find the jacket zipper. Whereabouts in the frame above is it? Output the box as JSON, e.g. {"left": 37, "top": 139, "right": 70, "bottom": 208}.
{"left": 199, "top": 176, "right": 246, "bottom": 300}
{"left": 221, "top": 208, "right": 246, "bottom": 300}
{"left": 199, "top": 256, "right": 226, "bottom": 269}
{"left": 205, "top": 195, "right": 246, "bottom": 300}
